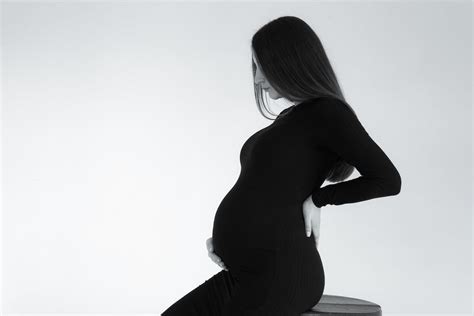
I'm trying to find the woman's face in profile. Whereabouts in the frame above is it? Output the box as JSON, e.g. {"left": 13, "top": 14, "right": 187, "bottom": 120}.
{"left": 252, "top": 49, "right": 282, "bottom": 100}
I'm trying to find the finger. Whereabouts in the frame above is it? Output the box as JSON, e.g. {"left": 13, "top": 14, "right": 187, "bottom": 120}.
{"left": 209, "top": 252, "right": 221, "bottom": 263}
{"left": 206, "top": 238, "right": 213, "bottom": 252}
{"left": 214, "top": 256, "right": 225, "bottom": 266}
{"left": 211, "top": 252, "right": 222, "bottom": 263}
{"left": 208, "top": 252, "right": 218, "bottom": 261}
{"left": 304, "top": 216, "right": 312, "bottom": 237}
{"left": 212, "top": 253, "right": 221, "bottom": 261}
{"left": 209, "top": 238, "right": 214, "bottom": 252}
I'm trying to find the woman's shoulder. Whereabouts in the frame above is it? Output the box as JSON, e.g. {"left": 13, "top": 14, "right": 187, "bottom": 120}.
{"left": 297, "top": 96, "right": 353, "bottom": 118}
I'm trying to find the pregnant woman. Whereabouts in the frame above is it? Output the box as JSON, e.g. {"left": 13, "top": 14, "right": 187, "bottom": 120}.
{"left": 162, "top": 16, "right": 402, "bottom": 316}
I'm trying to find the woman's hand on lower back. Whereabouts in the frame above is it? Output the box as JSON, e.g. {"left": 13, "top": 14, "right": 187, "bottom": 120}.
{"left": 206, "top": 237, "right": 228, "bottom": 271}
{"left": 302, "top": 195, "right": 322, "bottom": 250}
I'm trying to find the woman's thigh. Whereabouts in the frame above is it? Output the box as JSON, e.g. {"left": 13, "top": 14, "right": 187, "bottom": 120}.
{"left": 161, "top": 268, "right": 236, "bottom": 316}
{"left": 161, "top": 247, "right": 283, "bottom": 316}
{"left": 161, "top": 245, "right": 323, "bottom": 315}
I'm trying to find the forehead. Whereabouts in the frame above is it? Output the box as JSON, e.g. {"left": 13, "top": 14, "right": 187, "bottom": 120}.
{"left": 251, "top": 50, "right": 258, "bottom": 64}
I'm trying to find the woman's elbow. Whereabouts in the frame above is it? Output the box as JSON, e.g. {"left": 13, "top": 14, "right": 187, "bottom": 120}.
{"left": 389, "top": 170, "right": 402, "bottom": 195}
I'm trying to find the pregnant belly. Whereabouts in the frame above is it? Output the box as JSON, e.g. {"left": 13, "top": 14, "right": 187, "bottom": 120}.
{"left": 211, "top": 188, "right": 302, "bottom": 262}
{"left": 212, "top": 191, "right": 270, "bottom": 252}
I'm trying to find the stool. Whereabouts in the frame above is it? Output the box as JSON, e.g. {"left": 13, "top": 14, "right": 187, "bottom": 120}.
{"left": 301, "top": 294, "right": 382, "bottom": 316}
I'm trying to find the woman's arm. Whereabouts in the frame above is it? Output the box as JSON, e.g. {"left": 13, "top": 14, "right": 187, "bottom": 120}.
{"left": 310, "top": 99, "right": 402, "bottom": 208}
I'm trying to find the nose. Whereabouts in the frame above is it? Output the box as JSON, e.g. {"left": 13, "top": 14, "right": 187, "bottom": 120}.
{"left": 254, "top": 64, "right": 266, "bottom": 85}
{"left": 254, "top": 72, "right": 265, "bottom": 86}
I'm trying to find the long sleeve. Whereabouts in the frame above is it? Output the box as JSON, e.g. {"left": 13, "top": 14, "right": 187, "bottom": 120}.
{"left": 310, "top": 99, "right": 402, "bottom": 208}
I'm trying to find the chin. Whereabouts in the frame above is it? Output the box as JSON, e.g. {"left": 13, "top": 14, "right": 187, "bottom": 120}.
{"left": 267, "top": 91, "right": 281, "bottom": 100}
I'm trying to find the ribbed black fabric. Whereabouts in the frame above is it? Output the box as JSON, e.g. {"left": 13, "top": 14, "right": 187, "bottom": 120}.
{"left": 162, "top": 96, "right": 401, "bottom": 315}
{"left": 308, "top": 98, "right": 402, "bottom": 208}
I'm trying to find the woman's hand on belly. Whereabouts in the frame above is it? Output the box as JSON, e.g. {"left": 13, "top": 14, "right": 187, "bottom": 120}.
{"left": 302, "top": 195, "right": 322, "bottom": 249}
{"left": 206, "top": 237, "right": 228, "bottom": 271}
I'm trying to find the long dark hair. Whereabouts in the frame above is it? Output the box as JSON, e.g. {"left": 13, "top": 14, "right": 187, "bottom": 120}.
{"left": 251, "top": 15, "right": 355, "bottom": 183}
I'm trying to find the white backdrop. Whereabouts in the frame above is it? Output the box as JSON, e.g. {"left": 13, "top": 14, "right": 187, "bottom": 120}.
{"left": 1, "top": 1, "right": 472, "bottom": 315}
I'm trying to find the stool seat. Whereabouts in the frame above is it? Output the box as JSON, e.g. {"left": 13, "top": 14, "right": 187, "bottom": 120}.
{"left": 301, "top": 294, "right": 382, "bottom": 316}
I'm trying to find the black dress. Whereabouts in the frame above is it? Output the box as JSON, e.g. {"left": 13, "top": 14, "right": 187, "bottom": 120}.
{"left": 161, "top": 96, "right": 401, "bottom": 315}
